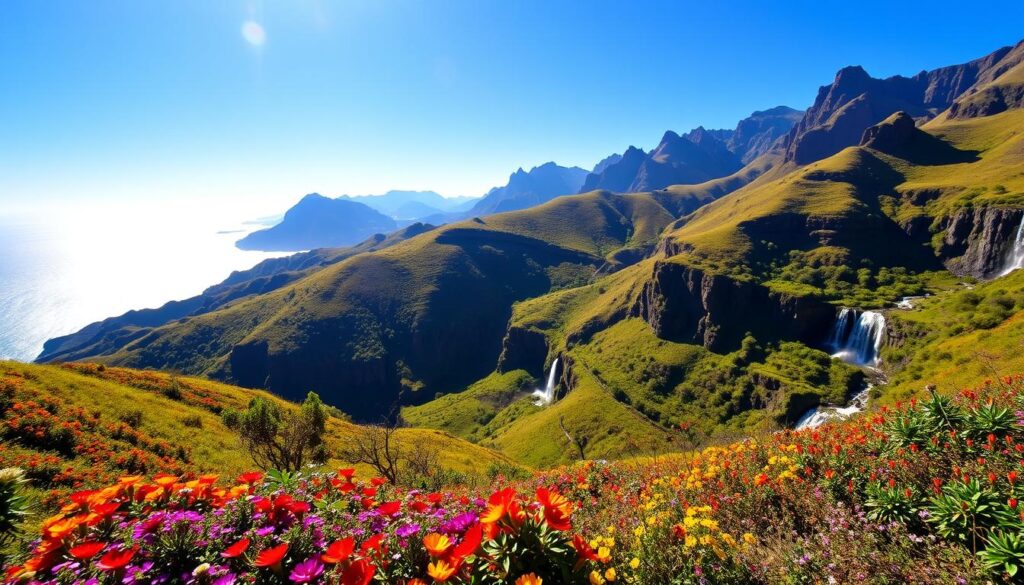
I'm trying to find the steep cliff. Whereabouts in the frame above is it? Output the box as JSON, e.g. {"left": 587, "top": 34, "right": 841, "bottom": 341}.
{"left": 630, "top": 261, "right": 836, "bottom": 352}
{"left": 938, "top": 206, "right": 1024, "bottom": 279}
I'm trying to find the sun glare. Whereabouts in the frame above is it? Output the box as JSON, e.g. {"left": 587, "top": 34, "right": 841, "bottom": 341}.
{"left": 241, "top": 20, "right": 266, "bottom": 46}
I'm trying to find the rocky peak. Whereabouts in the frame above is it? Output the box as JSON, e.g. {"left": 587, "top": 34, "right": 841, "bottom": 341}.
{"left": 782, "top": 43, "right": 1024, "bottom": 166}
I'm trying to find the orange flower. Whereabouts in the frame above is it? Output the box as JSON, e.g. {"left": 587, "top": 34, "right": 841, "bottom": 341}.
{"left": 152, "top": 474, "right": 179, "bottom": 488}
{"left": 753, "top": 473, "right": 769, "bottom": 487}
{"left": 427, "top": 559, "right": 457, "bottom": 582}
{"left": 516, "top": 574, "right": 543, "bottom": 585}
{"left": 423, "top": 533, "right": 453, "bottom": 557}
{"left": 536, "top": 487, "right": 573, "bottom": 531}
{"left": 43, "top": 515, "right": 83, "bottom": 540}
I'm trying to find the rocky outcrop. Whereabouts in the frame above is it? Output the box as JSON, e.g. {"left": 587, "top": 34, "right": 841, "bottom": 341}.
{"left": 860, "top": 112, "right": 918, "bottom": 150}
{"left": 938, "top": 207, "right": 1024, "bottom": 279}
{"left": 630, "top": 261, "right": 836, "bottom": 352}
{"left": 496, "top": 325, "right": 549, "bottom": 377}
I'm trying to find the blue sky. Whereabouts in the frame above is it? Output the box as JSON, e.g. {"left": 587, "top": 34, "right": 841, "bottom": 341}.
{"left": 1, "top": 0, "right": 1022, "bottom": 213}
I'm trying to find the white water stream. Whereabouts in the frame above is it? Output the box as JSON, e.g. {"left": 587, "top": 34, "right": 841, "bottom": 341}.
{"left": 999, "top": 215, "right": 1024, "bottom": 276}
{"left": 531, "top": 358, "right": 560, "bottom": 406}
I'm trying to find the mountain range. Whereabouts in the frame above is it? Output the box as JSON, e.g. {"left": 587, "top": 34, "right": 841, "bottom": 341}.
{"left": 579, "top": 106, "right": 803, "bottom": 193}
{"left": 38, "top": 39, "right": 1024, "bottom": 467}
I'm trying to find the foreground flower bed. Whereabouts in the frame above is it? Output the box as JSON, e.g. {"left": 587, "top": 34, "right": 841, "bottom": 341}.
{"left": 4, "top": 468, "right": 614, "bottom": 585}
{"left": 7, "top": 376, "right": 1024, "bottom": 583}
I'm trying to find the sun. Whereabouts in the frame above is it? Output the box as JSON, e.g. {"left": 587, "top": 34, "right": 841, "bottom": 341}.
{"left": 241, "top": 21, "right": 266, "bottom": 47}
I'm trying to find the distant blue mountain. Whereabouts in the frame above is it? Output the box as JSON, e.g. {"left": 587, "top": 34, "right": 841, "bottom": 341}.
{"left": 236, "top": 194, "right": 398, "bottom": 252}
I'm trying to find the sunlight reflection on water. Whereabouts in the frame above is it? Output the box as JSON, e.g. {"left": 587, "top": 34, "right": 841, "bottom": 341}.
{"left": 0, "top": 203, "right": 287, "bottom": 361}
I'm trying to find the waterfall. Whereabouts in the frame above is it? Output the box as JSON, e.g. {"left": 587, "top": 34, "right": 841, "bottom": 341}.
{"left": 795, "top": 386, "right": 871, "bottom": 430}
{"left": 531, "top": 358, "right": 560, "bottom": 406}
{"left": 828, "top": 309, "right": 885, "bottom": 367}
{"left": 1000, "top": 215, "right": 1024, "bottom": 276}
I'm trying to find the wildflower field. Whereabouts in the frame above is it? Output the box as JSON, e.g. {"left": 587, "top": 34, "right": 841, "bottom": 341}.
{"left": 6, "top": 375, "right": 1024, "bottom": 584}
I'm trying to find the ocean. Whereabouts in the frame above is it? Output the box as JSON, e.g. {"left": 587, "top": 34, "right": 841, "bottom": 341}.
{"left": 0, "top": 203, "right": 287, "bottom": 362}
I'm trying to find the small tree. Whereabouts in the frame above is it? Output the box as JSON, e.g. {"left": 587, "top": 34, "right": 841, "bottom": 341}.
{"left": 237, "top": 392, "right": 329, "bottom": 472}
{"left": 341, "top": 421, "right": 403, "bottom": 484}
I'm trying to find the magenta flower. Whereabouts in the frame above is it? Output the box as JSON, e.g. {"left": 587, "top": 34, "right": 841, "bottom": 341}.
{"left": 288, "top": 557, "right": 324, "bottom": 583}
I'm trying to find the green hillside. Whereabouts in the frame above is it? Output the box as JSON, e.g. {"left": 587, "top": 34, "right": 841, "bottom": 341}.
{"left": 70, "top": 190, "right": 684, "bottom": 421}
{"left": 0, "top": 361, "right": 519, "bottom": 511}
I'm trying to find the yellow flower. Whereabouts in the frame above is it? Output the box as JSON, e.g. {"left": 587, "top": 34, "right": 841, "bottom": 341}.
{"left": 515, "top": 574, "right": 542, "bottom": 585}
{"left": 742, "top": 532, "right": 756, "bottom": 545}
{"left": 629, "top": 558, "right": 640, "bottom": 570}
{"left": 596, "top": 546, "right": 612, "bottom": 563}
{"left": 604, "top": 568, "right": 617, "bottom": 582}
{"left": 588, "top": 570, "right": 605, "bottom": 585}
{"left": 684, "top": 535, "right": 697, "bottom": 548}
{"left": 699, "top": 518, "right": 718, "bottom": 530}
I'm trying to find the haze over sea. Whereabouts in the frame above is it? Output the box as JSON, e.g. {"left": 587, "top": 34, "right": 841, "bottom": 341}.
{"left": 0, "top": 202, "right": 287, "bottom": 362}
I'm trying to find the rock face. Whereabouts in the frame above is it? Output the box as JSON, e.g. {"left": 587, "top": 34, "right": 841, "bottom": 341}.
{"left": 782, "top": 43, "right": 1021, "bottom": 165}
{"left": 496, "top": 324, "right": 549, "bottom": 378}
{"left": 724, "top": 106, "right": 804, "bottom": 163}
{"left": 630, "top": 261, "right": 836, "bottom": 352}
{"left": 938, "top": 207, "right": 1024, "bottom": 279}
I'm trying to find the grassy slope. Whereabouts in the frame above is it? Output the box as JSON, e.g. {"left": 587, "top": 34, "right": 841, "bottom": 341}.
{"left": 881, "top": 269, "right": 1024, "bottom": 401}
{"left": 0, "top": 362, "right": 519, "bottom": 496}
{"left": 483, "top": 366, "right": 676, "bottom": 468}
{"left": 401, "top": 370, "right": 535, "bottom": 441}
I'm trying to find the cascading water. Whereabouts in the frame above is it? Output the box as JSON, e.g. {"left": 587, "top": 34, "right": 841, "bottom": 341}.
{"left": 531, "top": 358, "right": 560, "bottom": 406}
{"left": 795, "top": 386, "right": 871, "bottom": 430}
{"left": 828, "top": 308, "right": 886, "bottom": 367}
{"left": 999, "top": 216, "right": 1024, "bottom": 276}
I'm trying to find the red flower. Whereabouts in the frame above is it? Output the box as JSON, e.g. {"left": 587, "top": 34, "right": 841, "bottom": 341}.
{"left": 451, "top": 523, "right": 483, "bottom": 561}
{"left": 254, "top": 543, "right": 289, "bottom": 568}
{"left": 95, "top": 546, "right": 138, "bottom": 571}
{"left": 69, "top": 541, "right": 105, "bottom": 560}
{"left": 237, "top": 471, "right": 263, "bottom": 485}
{"left": 340, "top": 558, "right": 375, "bottom": 585}
{"left": 377, "top": 500, "right": 401, "bottom": 516}
{"left": 321, "top": 538, "right": 355, "bottom": 564}
{"left": 360, "top": 533, "right": 384, "bottom": 553}
{"left": 221, "top": 538, "right": 250, "bottom": 559}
